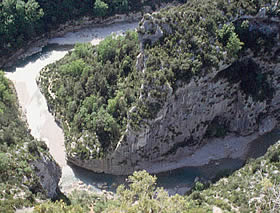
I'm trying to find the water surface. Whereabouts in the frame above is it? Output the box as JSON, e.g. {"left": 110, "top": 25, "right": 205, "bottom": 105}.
{"left": 5, "top": 21, "right": 280, "bottom": 195}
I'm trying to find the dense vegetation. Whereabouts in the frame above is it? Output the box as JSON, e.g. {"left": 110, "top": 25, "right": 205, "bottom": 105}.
{"left": 2, "top": 0, "right": 280, "bottom": 212}
{"left": 0, "top": 71, "right": 58, "bottom": 212}
{"left": 39, "top": 0, "right": 279, "bottom": 159}
{"left": 39, "top": 31, "right": 141, "bottom": 159}
{"left": 0, "top": 0, "right": 185, "bottom": 63}
{"left": 34, "top": 140, "right": 280, "bottom": 212}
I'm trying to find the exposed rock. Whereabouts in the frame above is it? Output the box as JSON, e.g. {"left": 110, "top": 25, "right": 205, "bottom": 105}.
{"left": 68, "top": 15, "right": 280, "bottom": 175}
{"left": 68, "top": 55, "right": 280, "bottom": 175}
{"left": 259, "top": 116, "right": 277, "bottom": 135}
{"left": 31, "top": 154, "right": 61, "bottom": 199}
{"left": 19, "top": 46, "right": 43, "bottom": 60}
{"left": 167, "top": 185, "right": 192, "bottom": 196}
{"left": 213, "top": 206, "right": 223, "bottom": 213}
{"left": 256, "top": 7, "right": 267, "bottom": 18}
{"left": 16, "top": 207, "right": 34, "bottom": 213}
{"left": 138, "top": 13, "right": 172, "bottom": 49}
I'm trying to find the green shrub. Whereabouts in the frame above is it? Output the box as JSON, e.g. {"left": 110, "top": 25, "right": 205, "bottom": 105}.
{"left": 34, "top": 200, "right": 84, "bottom": 213}
{"left": 94, "top": 0, "right": 108, "bottom": 17}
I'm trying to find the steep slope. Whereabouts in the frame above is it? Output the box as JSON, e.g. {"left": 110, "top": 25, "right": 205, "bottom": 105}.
{"left": 0, "top": 0, "right": 183, "bottom": 68}
{"left": 0, "top": 71, "right": 61, "bottom": 212}
{"left": 183, "top": 140, "right": 280, "bottom": 212}
{"left": 39, "top": 0, "right": 280, "bottom": 175}
{"left": 33, "top": 139, "right": 280, "bottom": 212}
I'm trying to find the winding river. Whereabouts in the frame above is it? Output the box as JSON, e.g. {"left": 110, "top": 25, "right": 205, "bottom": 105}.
{"left": 4, "top": 21, "right": 280, "bottom": 195}
{"left": 5, "top": 22, "right": 139, "bottom": 194}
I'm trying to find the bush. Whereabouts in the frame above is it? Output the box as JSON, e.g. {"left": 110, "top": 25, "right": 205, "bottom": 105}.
{"left": 34, "top": 200, "right": 84, "bottom": 213}
{"left": 97, "top": 34, "right": 119, "bottom": 63}
{"left": 94, "top": 0, "right": 108, "bottom": 17}
{"left": 217, "top": 24, "right": 244, "bottom": 58}
{"left": 0, "top": 153, "right": 9, "bottom": 177}
{"left": 60, "top": 59, "right": 88, "bottom": 77}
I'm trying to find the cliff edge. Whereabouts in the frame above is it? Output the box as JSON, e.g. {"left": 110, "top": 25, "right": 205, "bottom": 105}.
{"left": 40, "top": 0, "right": 280, "bottom": 175}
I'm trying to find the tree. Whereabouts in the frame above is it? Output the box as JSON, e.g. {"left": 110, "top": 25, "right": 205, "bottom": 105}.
{"left": 93, "top": 0, "right": 108, "bottom": 17}
{"left": 226, "top": 31, "right": 244, "bottom": 58}
{"left": 104, "top": 170, "right": 189, "bottom": 213}
{"left": 60, "top": 59, "right": 87, "bottom": 77}
{"left": 25, "top": 0, "right": 44, "bottom": 23}
{"left": 217, "top": 24, "right": 244, "bottom": 58}
{"left": 0, "top": 153, "right": 10, "bottom": 180}
{"left": 0, "top": 0, "right": 43, "bottom": 48}
{"left": 73, "top": 43, "right": 92, "bottom": 59}
{"left": 34, "top": 200, "right": 84, "bottom": 213}
{"left": 97, "top": 34, "right": 119, "bottom": 63}
{"left": 92, "top": 107, "right": 119, "bottom": 149}
{"left": 0, "top": 71, "right": 12, "bottom": 103}
{"left": 111, "top": 0, "right": 129, "bottom": 13}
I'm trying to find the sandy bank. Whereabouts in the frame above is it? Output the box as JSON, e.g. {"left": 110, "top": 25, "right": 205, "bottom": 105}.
{"left": 5, "top": 20, "right": 139, "bottom": 194}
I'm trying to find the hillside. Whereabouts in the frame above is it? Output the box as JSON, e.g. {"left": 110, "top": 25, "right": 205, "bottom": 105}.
{"left": 9, "top": 0, "right": 280, "bottom": 213}
{"left": 3, "top": 0, "right": 280, "bottom": 212}
{"left": 0, "top": 71, "right": 61, "bottom": 212}
{"left": 33, "top": 139, "right": 280, "bottom": 212}
{"left": 0, "top": 0, "right": 185, "bottom": 68}
{"left": 39, "top": 0, "right": 280, "bottom": 175}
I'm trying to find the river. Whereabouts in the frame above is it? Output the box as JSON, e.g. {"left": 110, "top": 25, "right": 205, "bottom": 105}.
{"left": 5, "top": 22, "right": 139, "bottom": 194}
{"left": 4, "top": 21, "right": 280, "bottom": 196}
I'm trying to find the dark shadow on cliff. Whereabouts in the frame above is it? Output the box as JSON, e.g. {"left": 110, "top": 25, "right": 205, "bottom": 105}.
{"left": 53, "top": 188, "right": 71, "bottom": 205}
{"left": 64, "top": 129, "right": 280, "bottom": 195}
{"left": 215, "top": 58, "right": 274, "bottom": 102}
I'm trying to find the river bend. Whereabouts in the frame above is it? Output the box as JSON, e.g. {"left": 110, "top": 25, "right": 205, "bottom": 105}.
{"left": 5, "top": 21, "right": 280, "bottom": 195}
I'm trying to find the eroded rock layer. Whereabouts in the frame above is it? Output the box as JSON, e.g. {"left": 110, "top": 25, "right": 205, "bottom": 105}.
{"left": 42, "top": 0, "right": 280, "bottom": 175}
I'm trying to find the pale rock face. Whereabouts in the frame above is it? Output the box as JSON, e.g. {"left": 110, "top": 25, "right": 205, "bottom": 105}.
{"left": 68, "top": 56, "right": 280, "bottom": 175}
{"left": 138, "top": 13, "right": 172, "bottom": 49}
{"left": 68, "top": 15, "right": 280, "bottom": 175}
{"left": 31, "top": 154, "right": 61, "bottom": 199}
{"left": 259, "top": 116, "right": 277, "bottom": 135}
{"left": 213, "top": 206, "right": 223, "bottom": 213}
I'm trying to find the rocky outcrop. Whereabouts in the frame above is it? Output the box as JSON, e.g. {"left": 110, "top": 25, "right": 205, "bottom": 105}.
{"left": 138, "top": 13, "right": 172, "bottom": 49}
{"left": 68, "top": 12, "right": 280, "bottom": 175}
{"left": 31, "top": 153, "right": 61, "bottom": 199}
{"left": 68, "top": 60, "right": 280, "bottom": 175}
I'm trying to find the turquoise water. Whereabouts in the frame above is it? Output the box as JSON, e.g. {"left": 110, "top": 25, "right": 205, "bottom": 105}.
{"left": 66, "top": 158, "right": 245, "bottom": 195}
{"left": 68, "top": 129, "right": 280, "bottom": 194}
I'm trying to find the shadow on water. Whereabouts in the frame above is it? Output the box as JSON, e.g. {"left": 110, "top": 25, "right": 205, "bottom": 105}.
{"left": 67, "top": 158, "right": 245, "bottom": 195}
{"left": 67, "top": 129, "right": 280, "bottom": 195}
{"left": 68, "top": 163, "right": 126, "bottom": 193}
{"left": 69, "top": 162, "right": 202, "bottom": 192}
{"left": 247, "top": 128, "right": 280, "bottom": 159}
{"left": 5, "top": 44, "right": 74, "bottom": 72}
{"left": 5, "top": 25, "right": 280, "bottom": 195}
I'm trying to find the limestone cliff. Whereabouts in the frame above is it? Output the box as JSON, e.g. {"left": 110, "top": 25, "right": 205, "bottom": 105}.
{"left": 31, "top": 153, "right": 61, "bottom": 199}
{"left": 68, "top": 3, "right": 280, "bottom": 175}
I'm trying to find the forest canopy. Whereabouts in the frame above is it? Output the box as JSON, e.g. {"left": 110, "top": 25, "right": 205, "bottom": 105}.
{"left": 38, "top": 0, "right": 279, "bottom": 161}
{"left": 0, "top": 0, "right": 181, "bottom": 61}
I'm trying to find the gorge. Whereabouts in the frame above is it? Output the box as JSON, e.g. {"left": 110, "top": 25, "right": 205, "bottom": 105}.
{"left": 5, "top": 18, "right": 252, "bottom": 196}
{"left": 38, "top": 1, "right": 280, "bottom": 177}
{"left": 1, "top": 0, "right": 280, "bottom": 212}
